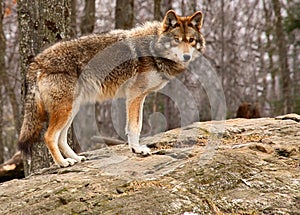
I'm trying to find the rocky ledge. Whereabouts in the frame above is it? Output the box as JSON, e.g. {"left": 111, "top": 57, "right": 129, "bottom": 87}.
{"left": 0, "top": 116, "right": 299, "bottom": 214}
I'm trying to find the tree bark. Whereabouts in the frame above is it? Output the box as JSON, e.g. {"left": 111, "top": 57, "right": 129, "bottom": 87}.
{"left": 17, "top": 0, "right": 73, "bottom": 176}
{"left": 115, "top": 0, "right": 134, "bottom": 30}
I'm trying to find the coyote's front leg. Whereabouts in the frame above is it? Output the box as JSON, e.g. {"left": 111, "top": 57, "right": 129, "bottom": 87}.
{"left": 125, "top": 94, "right": 151, "bottom": 155}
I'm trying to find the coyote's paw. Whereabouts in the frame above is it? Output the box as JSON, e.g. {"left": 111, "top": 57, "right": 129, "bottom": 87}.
{"left": 59, "top": 158, "right": 78, "bottom": 167}
{"left": 131, "top": 145, "right": 151, "bottom": 156}
{"left": 74, "top": 155, "right": 87, "bottom": 162}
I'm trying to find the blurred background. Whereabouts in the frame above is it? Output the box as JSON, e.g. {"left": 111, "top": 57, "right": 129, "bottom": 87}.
{"left": 0, "top": 0, "right": 299, "bottom": 162}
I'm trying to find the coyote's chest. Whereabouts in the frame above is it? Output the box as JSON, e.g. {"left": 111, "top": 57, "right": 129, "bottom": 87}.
{"left": 115, "top": 70, "right": 168, "bottom": 99}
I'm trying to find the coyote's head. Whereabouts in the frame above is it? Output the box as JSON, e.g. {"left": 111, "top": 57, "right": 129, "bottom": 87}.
{"left": 155, "top": 10, "right": 205, "bottom": 63}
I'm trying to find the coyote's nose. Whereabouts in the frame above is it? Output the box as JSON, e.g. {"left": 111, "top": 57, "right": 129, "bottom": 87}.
{"left": 183, "top": 54, "right": 191, "bottom": 62}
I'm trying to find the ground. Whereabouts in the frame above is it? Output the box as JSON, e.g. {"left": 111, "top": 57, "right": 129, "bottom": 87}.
{"left": 0, "top": 116, "right": 299, "bottom": 214}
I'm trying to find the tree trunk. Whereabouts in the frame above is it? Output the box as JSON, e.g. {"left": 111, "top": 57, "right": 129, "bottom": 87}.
{"left": 17, "top": 0, "right": 73, "bottom": 176}
{"left": 181, "top": 0, "right": 197, "bottom": 15}
{"left": 0, "top": 2, "right": 21, "bottom": 134}
{"left": 1, "top": 62, "right": 21, "bottom": 132}
{"left": 263, "top": 0, "right": 278, "bottom": 114}
{"left": 80, "top": 0, "right": 96, "bottom": 34}
{"left": 272, "top": 0, "right": 292, "bottom": 114}
{"left": 161, "top": 0, "right": 172, "bottom": 14}
{"left": 115, "top": 0, "right": 134, "bottom": 30}
{"left": 70, "top": 0, "right": 77, "bottom": 37}
{"left": 94, "top": 0, "right": 135, "bottom": 142}
{"left": 115, "top": 0, "right": 134, "bottom": 138}
{"left": 154, "top": 0, "right": 161, "bottom": 20}
{"left": 220, "top": 0, "right": 225, "bottom": 82}
{"left": 0, "top": 85, "right": 2, "bottom": 164}
{"left": 0, "top": 1, "right": 5, "bottom": 164}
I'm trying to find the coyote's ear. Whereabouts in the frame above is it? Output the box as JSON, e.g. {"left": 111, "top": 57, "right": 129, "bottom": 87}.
{"left": 162, "top": 10, "right": 179, "bottom": 32}
{"left": 189, "top": 11, "right": 203, "bottom": 32}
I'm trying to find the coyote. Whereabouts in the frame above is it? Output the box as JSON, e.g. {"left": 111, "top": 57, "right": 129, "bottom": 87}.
{"left": 18, "top": 10, "right": 205, "bottom": 167}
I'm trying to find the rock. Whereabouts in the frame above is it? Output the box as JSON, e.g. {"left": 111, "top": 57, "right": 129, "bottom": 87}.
{"left": 0, "top": 117, "right": 299, "bottom": 214}
{"left": 0, "top": 152, "right": 24, "bottom": 183}
{"left": 275, "top": 113, "right": 300, "bottom": 122}
{"left": 248, "top": 143, "right": 274, "bottom": 154}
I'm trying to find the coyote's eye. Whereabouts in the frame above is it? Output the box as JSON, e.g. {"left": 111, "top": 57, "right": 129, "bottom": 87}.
{"left": 174, "top": 37, "right": 180, "bottom": 43}
{"left": 189, "top": 38, "right": 195, "bottom": 43}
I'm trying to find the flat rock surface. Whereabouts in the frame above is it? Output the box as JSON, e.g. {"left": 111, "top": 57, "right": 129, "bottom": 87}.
{"left": 0, "top": 117, "right": 299, "bottom": 214}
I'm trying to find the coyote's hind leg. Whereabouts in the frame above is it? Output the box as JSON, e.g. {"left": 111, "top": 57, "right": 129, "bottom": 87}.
{"left": 44, "top": 106, "right": 79, "bottom": 167}
{"left": 58, "top": 102, "right": 86, "bottom": 163}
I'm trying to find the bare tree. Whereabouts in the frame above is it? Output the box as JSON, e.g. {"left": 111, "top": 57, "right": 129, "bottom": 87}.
{"left": 154, "top": 0, "right": 161, "bottom": 20}
{"left": 0, "top": 2, "right": 21, "bottom": 134}
{"left": 115, "top": 0, "right": 134, "bottom": 29}
{"left": 161, "top": 0, "right": 172, "bottom": 14}
{"left": 0, "top": 1, "right": 4, "bottom": 164}
{"left": 70, "top": 0, "right": 77, "bottom": 37}
{"left": 80, "top": 0, "right": 96, "bottom": 34}
{"left": 272, "top": 0, "right": 292, "bottom": 114}
{"left": 0, "top": 90, "right": 2, "bottom": 164}
{"left": 95, "top": 0, "right": 135, "bottom": 142}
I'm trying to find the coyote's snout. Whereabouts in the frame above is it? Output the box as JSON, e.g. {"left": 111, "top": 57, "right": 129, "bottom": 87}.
{"left": 18, "top": 10, "right": 205, "bottom": 167}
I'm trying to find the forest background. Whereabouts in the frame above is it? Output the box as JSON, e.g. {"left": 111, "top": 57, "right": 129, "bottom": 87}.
{"left": 0, "top": 0, "right": 299, "bottom": 165}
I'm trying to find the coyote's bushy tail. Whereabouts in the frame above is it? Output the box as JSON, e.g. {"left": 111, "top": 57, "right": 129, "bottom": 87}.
{"left": 18, "top": 76, "right": 46, "bottom": 155}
